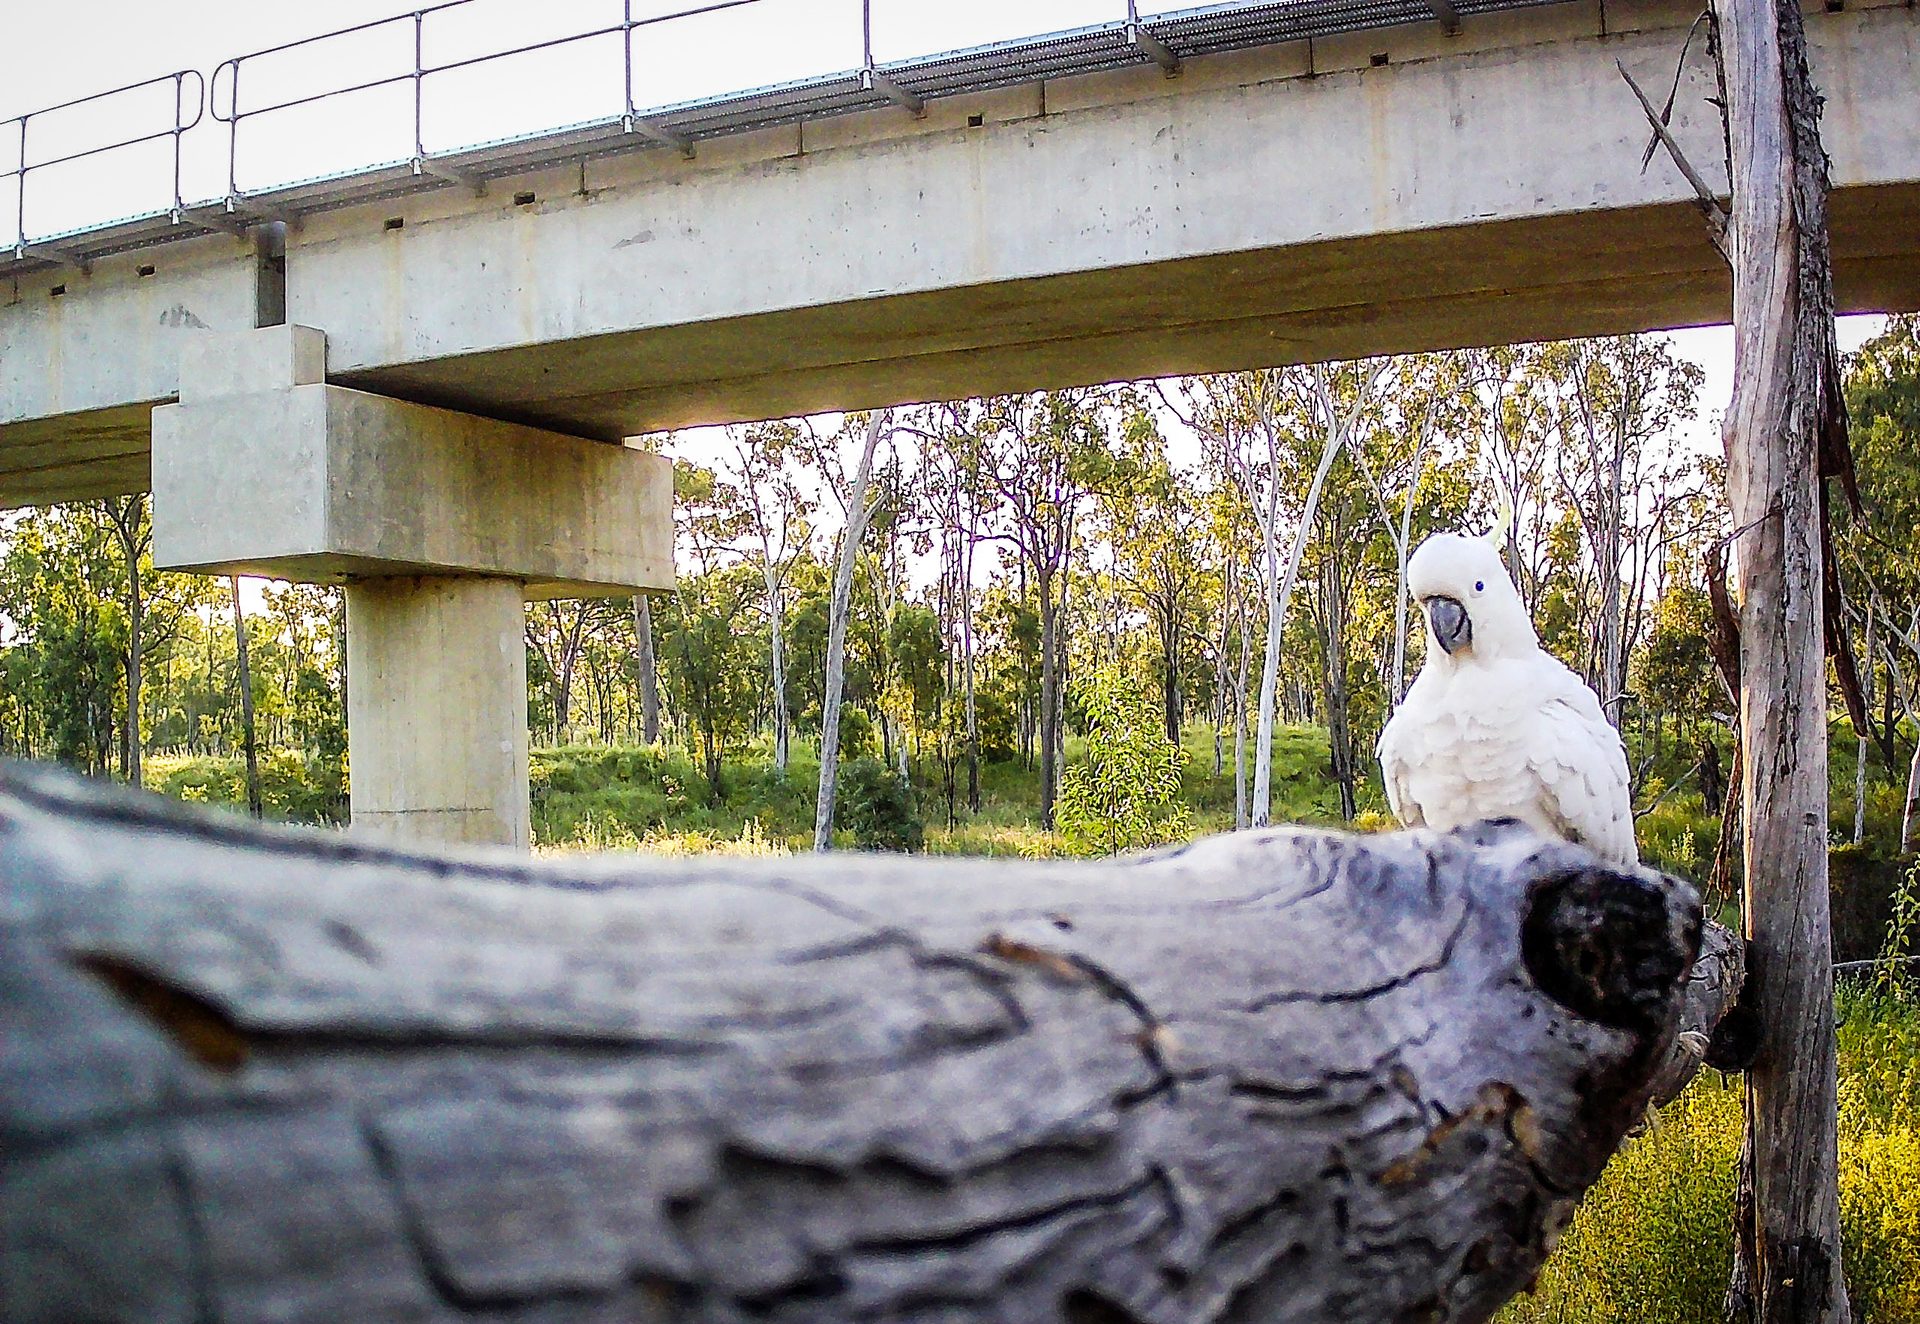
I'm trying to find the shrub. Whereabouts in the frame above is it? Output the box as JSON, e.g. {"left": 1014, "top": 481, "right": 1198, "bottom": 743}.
{"left": 1056, "top": 664, "right": 1190, "bottom": 857}
{"left": 834, "top": 757, "right": 923, "bottom": 852}
{"left": 1830, "top": 843, "right": 1920, "bottom": 964}
{"left": 145, "top": 752, "right": 344, "bottom": 825}
{"left": 838, "top": 708, "right": 876, "bottom": 762}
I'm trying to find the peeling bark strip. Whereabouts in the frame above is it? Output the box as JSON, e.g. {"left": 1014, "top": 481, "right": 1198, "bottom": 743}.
{"left": 0, "top": 765, "right": 1738, "bottom": 1324}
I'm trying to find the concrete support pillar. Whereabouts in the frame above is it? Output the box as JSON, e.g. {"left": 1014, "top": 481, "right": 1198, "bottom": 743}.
{"left": 346, "top": 577, "right": 530, "bottom": 848}
{"left": 151, "top": 325, "right": 673, "bottom": 851}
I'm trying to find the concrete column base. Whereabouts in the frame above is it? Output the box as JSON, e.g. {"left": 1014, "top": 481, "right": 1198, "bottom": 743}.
{"left": 346, "top": 576, "right": 530, "bottom": 849}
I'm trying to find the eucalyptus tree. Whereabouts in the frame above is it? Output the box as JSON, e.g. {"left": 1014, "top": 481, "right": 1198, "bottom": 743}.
{"left": 1170, "top": 361, "right": 1388, "bottom": 827}
{"left": 1164, "top": 371, "right": 1290, "bottom": 823}
{"left": 1459, "top": 345, "right": 1557, "bottom": 610}
{"left": 227, "top": 576, "right": 262, "bottom": 817}
{"left": 1100, "top": 402, "right": 1208, "bottom": 746}
{"left": 1835, "top": 316, "right": 1920, "bottom": 842}
{"left": 1531, "top": 335, "right": 1705, "bottom": 728}
{"left": 103, "top": 496, "right": 150, "bottom": 787}
{"left": 0, "top": 501, "right": 209, "bottom": 778}
{"left": 724, "top": 422, "right": 814, "bottom": 775}
{"left": 904, "top": 402, "right": 992, "bottom": 811}
{"left": 259, "top": 583, "right": 346, "bottom": 764}
{"left": 525, "top": 601, "right": 594, "bottom": 746}
{"left": 856, "top": 451, "right": 927, "bottom": 781}
{"left": 656, "top": 562, "right": 764, "bottom": 802}
{"left": 798, "top": 412, "right": 893, "bottom": 852}
{"left": 0, "top": 505, "right": 126, "bottom": 772}
{"left": 1343, "top": 355, "right": 1458, "bottom": 705}
{"left": 977, "top": 390, "right": 1118, "bottom": 829}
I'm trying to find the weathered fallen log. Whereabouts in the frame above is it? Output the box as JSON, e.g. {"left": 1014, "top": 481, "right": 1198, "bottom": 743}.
{"left": 0, "top": 763, "right": 1740, "bottom": 1324}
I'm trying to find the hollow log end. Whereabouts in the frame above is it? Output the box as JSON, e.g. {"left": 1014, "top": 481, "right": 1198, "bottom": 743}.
{"left": 1521, "top": 864, "right": 1702, "bottom": 1034}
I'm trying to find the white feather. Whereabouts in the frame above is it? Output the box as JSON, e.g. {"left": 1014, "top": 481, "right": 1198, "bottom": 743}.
{"left": 1378, "top": 533, "right": 1637, "bottom": 867}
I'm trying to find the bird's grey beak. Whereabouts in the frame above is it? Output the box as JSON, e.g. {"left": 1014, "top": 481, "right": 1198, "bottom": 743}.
{"left": 1425, "top": 596, "right": 1472, "bottom": 655}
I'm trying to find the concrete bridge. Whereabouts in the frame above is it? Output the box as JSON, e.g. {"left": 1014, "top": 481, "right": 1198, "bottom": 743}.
{"left": 3, "top": 0, "right": 1917, "bottom": 846}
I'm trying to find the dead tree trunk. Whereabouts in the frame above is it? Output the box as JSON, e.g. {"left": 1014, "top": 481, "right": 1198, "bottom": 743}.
{"left": 228, "top": 575, "right": 263, "bottom": 819}
{"left": 0, "top": 764, "right": 1739, "bottom": 1324}
{"left": 105, "top": 495, "right": 147, "bottom": 791}
{"left": 633, "top": 594, "right": 661, "bottom": 745}
{"left": 1717, "top": 0, "right": 1853, "bottom": 1311}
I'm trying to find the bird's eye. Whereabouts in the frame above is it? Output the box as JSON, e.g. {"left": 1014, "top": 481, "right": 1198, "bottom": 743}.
{"left": 1474, "top": 580, "right": 1484, "bottom": 593}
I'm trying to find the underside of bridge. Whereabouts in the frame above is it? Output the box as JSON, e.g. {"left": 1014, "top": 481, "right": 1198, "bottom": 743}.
{"left": 2, "top": 0, "right": 1916, "bottom": 845}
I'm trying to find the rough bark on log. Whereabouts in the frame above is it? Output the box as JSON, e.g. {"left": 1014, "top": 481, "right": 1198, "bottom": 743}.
{"left": 0, "top": 764, "right": 1739, "bottom": 1324}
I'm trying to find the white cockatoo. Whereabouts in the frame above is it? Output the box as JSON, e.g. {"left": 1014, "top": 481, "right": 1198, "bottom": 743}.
{"left": 1376, "top": 531, "right": 1638, "bottom": 867}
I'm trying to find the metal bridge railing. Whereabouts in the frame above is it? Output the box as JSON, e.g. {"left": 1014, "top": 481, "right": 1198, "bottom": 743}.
{"left": 5, "top": 70, "right": 204, "bottom": 270}
{"left": 205, "top": 0, "right": 1155, "bottom": 200}
{"left": 3, "top": 0, "right": 1495, "bottom": 267}
{"left": 8, "top": 0, "right": 1186, "bottom": 264}
{"left": 208, "top": 0, "right": 789, "bottom": 201}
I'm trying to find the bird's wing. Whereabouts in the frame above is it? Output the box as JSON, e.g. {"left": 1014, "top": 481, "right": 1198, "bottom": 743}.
{"left": 1376, "top": 699, "right": 1427, "bottom": 828}
{"left": 1526, "top": 676, "right": 1638, "bottom": 867}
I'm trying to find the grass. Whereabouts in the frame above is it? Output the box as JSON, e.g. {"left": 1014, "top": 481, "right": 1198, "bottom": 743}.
{"left": 1499, "top": 983, "right": 1920, "bottom": 1324}
{"left": 523, "top": 723, "right": 1361, "bottom": 855}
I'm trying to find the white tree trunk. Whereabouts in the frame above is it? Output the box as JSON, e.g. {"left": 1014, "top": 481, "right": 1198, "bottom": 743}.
{"left": 1902, "top": 734, "right": 1920, "bottom": 853}
{"left": 1253, "top": 387, "right": 1349, "bottom": 827}
{"left": 963, "top": 504, "right": 981, "bottom": 813}
{"left": 813, "top": 414, "right": 887, "bottom": 853}
{"left": 1235, "top": 571, "right": 1252, "bottom": 830}
{"left": 1250, "top": 483, "right": 1285, "bottom": 827}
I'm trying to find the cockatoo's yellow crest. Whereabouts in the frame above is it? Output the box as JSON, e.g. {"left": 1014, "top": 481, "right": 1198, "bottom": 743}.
{"left": 1487, "top": 500, "right": 1515, "bottom": 549}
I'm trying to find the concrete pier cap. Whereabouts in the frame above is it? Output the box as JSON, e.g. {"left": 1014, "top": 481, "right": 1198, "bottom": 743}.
{"left": 152, "top": 326, "right": 674, "bottom": 598}
{"left": 151, "top": 325, "right": 677, "bottom": 849}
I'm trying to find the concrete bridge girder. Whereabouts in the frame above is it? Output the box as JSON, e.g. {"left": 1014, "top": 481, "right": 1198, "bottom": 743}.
{"left": 151, "top": 326, "right": 675, "bottom": 848}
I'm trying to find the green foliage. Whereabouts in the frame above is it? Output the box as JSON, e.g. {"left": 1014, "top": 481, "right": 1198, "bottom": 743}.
{"left": 0, "top": 506, "right": 132, "bottom": 769}
{"left": 888, "top": 604, "right": 947, "bottom": 736}
{"left": 146, "top": 752, "right": 345, "bottom": 824}
{"left": 1831, "top": 843, "right": 1920, "bottom": 965}
{"left": 1499, "top": 987, "right": 1920, "bottom": 1324}
{"left": 1839, "top": 316, "right": 1920, "bottom": 595}
{"left": 1883, "top": 858, "right": 1920, "bottom": 990}
{"left": 1056, "top": 664, "right": 1191, "bottom": 856}
{"left": 833, "top": 757, "right": 924, "bottom": 852}
{"left": 1633, "top": 789, "right": 1719, "bottom": 881}
{"left": 527, "top": 744, "right": 814, "bottom": 846}
{"left": 656, "top": 564, "right": 764, "bottom": 800}
{"left": 1634, "top": 584, "right": 1719, "bottom": 734}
